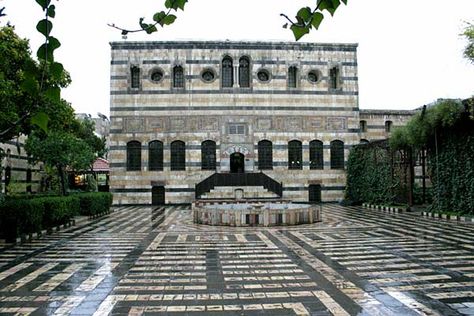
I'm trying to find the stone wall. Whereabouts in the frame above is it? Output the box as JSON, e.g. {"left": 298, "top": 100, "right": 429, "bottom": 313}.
{"left": 109, "top": 41, "right": 361, "bottom": 205}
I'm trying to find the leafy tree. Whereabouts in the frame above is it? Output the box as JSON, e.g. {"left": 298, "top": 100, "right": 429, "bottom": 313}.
{"left": 25, "top": 131, "right": 95, "bottom": 195}
{"left": 108, "top": 0, "right": 348, "bottom": 41}
{"left": 462, "top": 22, "right": 474, "bottom": 63}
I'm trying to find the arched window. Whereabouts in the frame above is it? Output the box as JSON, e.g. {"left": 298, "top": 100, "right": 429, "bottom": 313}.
{"left": 131, "top": 66, "right": 140, "bottom": 89}
{"left": 330, "top": 140, "right": 344, "bottom": 169}
{"left": 360, "top": 120, "right": 367, "bottom": 133}
{"left": 149, "top": 140, "right": 163, "bottom": 171}
{"left": 127, "top": 141, "right": 141, "bottom": 171}
{"left": 288, "top": 140, "right": 302, "bottom": 170}
{"left": 173, "top": 65, "right": 184, "bottom": 88}
{"left": 329, "top": 65, "right": 340, "bottom": 90}
{"left": 309, "top": 140, "right": 323, "bottom": 170}
{"left": 258, "top": 140, "right": 273, "bottom": 170}
{"left": 201, "top": 140, "right": 216, "bottom": 170}
{"left": 288, "top": 66, "right": 298, "bottom": 88}
{"left": 222, "top": 56, "right": 233, "bottom": 88}
{"left": 239, "top": 56, "right": 250, "bottom": 88}
{"left": 360, "top": 139, "right": 369, "bottom": 144}
{"left": 170, "top": 140, "right": 185, "bottom": 171}
{"left": 385, "top": 120, "right": 393, "bottom": 132}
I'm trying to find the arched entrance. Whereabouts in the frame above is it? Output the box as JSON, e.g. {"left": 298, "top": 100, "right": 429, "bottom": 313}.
{"left": 230, "top": 152, "right": 245, "bottom": 173}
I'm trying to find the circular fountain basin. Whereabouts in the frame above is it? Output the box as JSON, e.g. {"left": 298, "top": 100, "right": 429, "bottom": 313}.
{"left": 192, "top": 201, "right": 321, "bottom": 226}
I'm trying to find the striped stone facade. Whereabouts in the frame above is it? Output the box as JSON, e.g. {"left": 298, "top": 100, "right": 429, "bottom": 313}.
{"left": 109, "top": 41, "right": 412, "bottom": 205}
{"left": 1, "top": 137, "right": 42, "bottom": 195}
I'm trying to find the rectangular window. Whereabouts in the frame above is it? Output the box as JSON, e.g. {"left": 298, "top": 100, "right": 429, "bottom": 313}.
{"left": 229, "top": 124, "right": 245, "bottom": 135}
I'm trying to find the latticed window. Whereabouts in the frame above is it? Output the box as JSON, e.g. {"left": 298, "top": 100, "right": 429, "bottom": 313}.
{"left": 309, "top": 140, "right": 323, "bottom": 170}
{"left": 127, "top": 141, "right": 141, "bottom": 171}
{"left": 258, "top": 140, "right": 273, "bottom": 170}
{"left": 222, "top": 56, "right": 233, "bottom": 88}
{"left": 131, "top": 66, "right": 140, "bottom": 89}
{"left": 149, "top": 140, "right": 163, "bottom": 171}
{"left": 330, "top": 140, "right": 344, "bottom": 169}
{"left": 170, "top": 140, "right": 185, "bottom": 171}
{"left": 239, "top": 56, "right": 250, "bottom": 88}
{"left": 288, "top": 66, "right": 298, "bottom": 88}
{"left": 201, "top": 140, "right": 216, "bottom": 170}
{"left": 288, "top": 140, "right": 302, "bottom": 170}
{"left": 385, "top": 120, "right": 393, "bottom": 132}
{"left": 360, "top": 120, "right": 367, "bottom": 132}
{"left": 173, "top": 65, "right": 184, "bottom": 88}
{"left": 329, "top": 66, "right": 340, "bottom": 90}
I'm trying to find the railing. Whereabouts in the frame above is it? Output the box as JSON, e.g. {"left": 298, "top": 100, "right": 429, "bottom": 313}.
{"left": 195, "top": 172, "right": 283, "bottom": 199}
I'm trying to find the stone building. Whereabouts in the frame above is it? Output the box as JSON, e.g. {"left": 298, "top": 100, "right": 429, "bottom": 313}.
{"left": 109, "top": 40, "right": 414, "bottom": 205}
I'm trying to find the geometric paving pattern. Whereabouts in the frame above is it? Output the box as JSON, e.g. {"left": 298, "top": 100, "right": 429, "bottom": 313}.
{"left": 0, "top": 204, "right": 474, "bottom": 315}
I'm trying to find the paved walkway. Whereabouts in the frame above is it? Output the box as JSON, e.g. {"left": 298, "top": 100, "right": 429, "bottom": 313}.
{"left": 0, "top": 205, "right": 474, "bottom": 315}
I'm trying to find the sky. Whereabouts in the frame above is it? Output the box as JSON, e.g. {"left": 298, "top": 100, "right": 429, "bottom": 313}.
{"left": 1, "top": 0, "right": 473, "bottom": 117}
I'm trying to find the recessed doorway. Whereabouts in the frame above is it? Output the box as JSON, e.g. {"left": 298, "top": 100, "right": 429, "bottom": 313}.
{"left": 152, "top": 186, "right": 165, "bottom": 205}
{"left": 230, "top": 152, "right": 245, "bottom": 173}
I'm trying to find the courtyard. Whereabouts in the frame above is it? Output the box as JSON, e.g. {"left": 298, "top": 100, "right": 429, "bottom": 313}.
{"left": 0, "top": 206, "right": 473, "bottom": 315}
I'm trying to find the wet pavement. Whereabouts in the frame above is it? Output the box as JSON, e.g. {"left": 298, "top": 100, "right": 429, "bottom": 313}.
{"left": 0, "top": 204, "right": 474, "bottom": 315}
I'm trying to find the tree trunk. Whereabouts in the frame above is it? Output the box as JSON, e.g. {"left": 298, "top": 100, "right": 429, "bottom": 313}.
{"left": 57, "top": 165, "right": 66, "bottom": 196}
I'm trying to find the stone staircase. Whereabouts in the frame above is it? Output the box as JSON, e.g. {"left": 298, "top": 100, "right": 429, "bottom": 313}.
{"left": 200, "top": 186, "right": 279, "bottom": 200}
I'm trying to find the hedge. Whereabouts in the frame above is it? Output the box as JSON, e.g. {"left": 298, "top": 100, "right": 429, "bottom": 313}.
{"left": 77, "top": 192, "right": 113, "bottom": 216}
{"left": 0, "top": 192, "right": 113, "bottom": 242}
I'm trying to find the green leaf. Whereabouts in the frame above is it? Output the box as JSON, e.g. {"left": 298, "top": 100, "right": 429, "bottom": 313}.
{"left": 20, "top": 74, "right": 39, "bottom": 95}
{"left": 50, "top": 62, "right": 64, "bottom": 80}
{"left": 176, "top": 0, "right": 187, "bottom": 10}
{"left": 164, "top": 0, "right": 172, "bottom": 9}
{"left": 48, "top": 36, "right": 61, "bottom": 50}
{"left": 36, "top": 19, "right": 53, "bottom": 37}
{"left": 37, "top": 44, "right": 51, "bottom": 61}
{"left": 47, "top": 5, "right": 55, "bottom": 18}
{"left": 162, "top": 14, "right": 177, "bottom": 25}
{"left": 341, "top": 0, "right": 348, "bottom": 4}
{"left": 153, "top": 11, "right": 167, "bottom": 23}
{"left": 297, "top": 7, "right": 312, "bottom": 24}
{"left": 290, "top": 25, "right": 310, "bottom": 41}
{"left": 145, "top": 25, "right": 158, "bottom": 34}
{"left": 44, "top": 86, "right": 60, "bottom": 102}
{"left": 311, "top": 12, "right": 324, "bottom": 29}
{"left": 31, "top": 112, "right": 49, "bottom": 134}
{"left": 35, "top": 0, "right": 51, "bottom": 10}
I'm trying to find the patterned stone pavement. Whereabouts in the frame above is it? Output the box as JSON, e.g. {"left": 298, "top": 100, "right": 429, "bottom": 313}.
{"left": 1, "top": 204, "right": 474, "bottom": 315}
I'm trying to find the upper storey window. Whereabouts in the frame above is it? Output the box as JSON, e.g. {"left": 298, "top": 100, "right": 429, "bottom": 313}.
{"left": 131, "top": 66, "right": 140, "bottom": 89}
{"left": 360, "top": 120, "right": 367, "bottom": 133}
{"left": 229, "top": 124, "right": 245, "bottom": 135}
{"left": 222, "top": 56, "right": 234, "bottom": 88}
{"left": 239, "top": 56, "right": 250, "bottom": 88}
{"left": 329, "top": 65, "right": 341, "bottom": 90}
{"left": 173, "top": 65, "right": 185, "bottom": 88}
{"left": 288, "top": 66, "right": 298, "bottom": 88}
{"left": 385, "top": 120, "right": 393, "bottom": 133}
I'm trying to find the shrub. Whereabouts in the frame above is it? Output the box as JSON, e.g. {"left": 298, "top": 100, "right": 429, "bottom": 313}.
{"left": 77, "top": 192, "right": 112, "bottom": 216}
{"left": 0, "top": 198, "right": 45, "bottom": 241}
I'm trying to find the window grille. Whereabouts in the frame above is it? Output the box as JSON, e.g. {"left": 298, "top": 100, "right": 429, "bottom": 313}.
{"left": 239, "top": 57, "right": 250, "bottom": 88}
{"left": 170, "top": 140, "right": 185, "bottom": 170}
{"left": 173, "top": 66, "right": 184, "bottom": 88}
{"left": 149, "top": 140, "right": 163, "bottom": 171}
{"left": 288, "top": 140, "right": 302, "bottom": 170}
{"left": 288, "top": 66, "right": 298, "bottom": 88}
{"left": 258, "top": 140, "right": 273, "bottom": 170}
{"left": 201, "top": 140, "right": 216, "bottom": 170}
{"left": 127, "top": 141, "right": 141, "bottom": 171}
{"left": 222, "top": 56, "right": 233, "bottom": 88}
{"left": 229, "top": 124, "right": 245, "bottom": 135}
{"left": 131, "top": 66, "right": 140, "bottom": 89}
{"left": 330, "top": 140, "right": 344, "bottom": 169}
{"left": 360, "top": 120, "right": 367, "bottom": 132}
{"left": 309, "top": 140, "right": 323, "bottom": 170}
{"left": 385, "top": 120, "right": 393, "bottom": 132}
{"left": 329, "top": 66, "right": 340, "bottom": 90}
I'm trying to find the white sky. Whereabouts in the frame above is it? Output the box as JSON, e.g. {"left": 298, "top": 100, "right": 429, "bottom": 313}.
{"left": 1, "top": 0, "right": 473, "bottom": 117}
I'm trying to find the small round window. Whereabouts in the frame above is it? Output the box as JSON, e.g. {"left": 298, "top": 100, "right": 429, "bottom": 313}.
{"left": 201, "top": 68, "right": 216, "bottom": 83}
{"left": 150, "top": 68, "right": 164, "bottom": 83}
{"left": 307, "top": 69, "right": 322, "bottom": 84}
{"left": 257, "top": 69, "right": 271, "bottom": 83}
